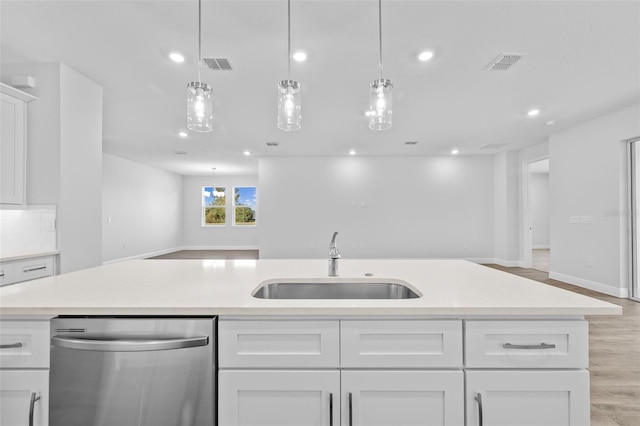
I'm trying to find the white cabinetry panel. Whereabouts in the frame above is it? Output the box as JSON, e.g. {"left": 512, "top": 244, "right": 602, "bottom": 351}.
{"left": 466, "top": 370, "right": 590, "bottom": 426}
{"left": 0, "top": 320, "right": 50, "bottom": 368}
{"left": 219, "top": 370, "right": 339, "bottom": 426}
{"left": 341, "top": 319, "right": 463, "bottom": 368}
{"left": 218, "top": 319, "right": 339, "bottom": 368}
{"left": 0, "top": 370, "right": 48, "bottom": 426}
{"left": 465, "top": 320, "right": 588, "bottom": 368}
{"left": 341, "top": 370, "right": 464, "bottom": 426}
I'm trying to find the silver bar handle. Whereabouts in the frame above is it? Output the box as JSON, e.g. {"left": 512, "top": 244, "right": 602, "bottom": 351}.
{"left": 348, "top": 392, "right": 353, "bottom": 426}
{"left": 51, "top": 335, "right": 208, "bottom": 352}
{"left": 503, "top": 342, "right": 556, "bottom": 350}
{"left": 29, "top": 392, "right": 40, "bottom": 426}
{"left": 329, "top": 392, "right": 333, "bottom": 426}
{"left": 0, "top": 342, "right": 23, "bottom": 349}
{"left": 475, "top": 393, "right": 483, "bottom": 426}
{"left": 23, "top": 266, "right": 47, "bottom": 273}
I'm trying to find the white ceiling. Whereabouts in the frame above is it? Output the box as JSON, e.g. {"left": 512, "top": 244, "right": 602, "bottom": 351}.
{"left": 1, "top": 0, "right": 638, "bottom": 176}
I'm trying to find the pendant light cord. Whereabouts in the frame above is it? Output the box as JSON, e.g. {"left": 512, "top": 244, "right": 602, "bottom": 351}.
{"left": 378, "top": 0, "right": 383, "bottom": 79}
{"left": 198, "top": 0, "right": 203, "bottom": 83}
{"left": 287, "top": 0, "right": 291, "bottom": 78}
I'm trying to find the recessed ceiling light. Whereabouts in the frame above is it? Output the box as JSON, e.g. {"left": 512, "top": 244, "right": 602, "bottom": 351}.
{"left": 243, "top": 150, "right": 251, "bottom": 156}
{"left": 451, "top": 148, "right": 459, "bottom": 155}
{"left": 178, "top": 131, "right": 188, "bottom": 138}
{"left": 349, "top": 150, "right": 356, "bottom": 156}
{"left": 527, "top": 109, "right": 541, "bottom": 117}
{"left": 545, "top": 120, "right": 556, "bottom": 126}
{"left": 169, "top": 52, "right": 185, "bottom": 63}
{"left": 292, "top": 51, "right": 307, "bottom": 62}
{"left": 418, "top": 51, "right": 434, "bottom": 62}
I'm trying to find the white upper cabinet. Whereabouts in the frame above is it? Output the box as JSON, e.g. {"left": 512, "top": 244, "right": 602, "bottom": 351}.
{"left": 0, "top": 83, "right": 37, "bottom": 205}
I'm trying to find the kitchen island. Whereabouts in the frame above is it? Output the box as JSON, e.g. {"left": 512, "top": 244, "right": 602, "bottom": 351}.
{"left": 0, "top": 259, "right": 622, "bottom": 426}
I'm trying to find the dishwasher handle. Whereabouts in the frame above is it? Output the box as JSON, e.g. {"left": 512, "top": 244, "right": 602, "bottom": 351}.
{"left": 51, "top": 335, "right": 209, "bottom": 352}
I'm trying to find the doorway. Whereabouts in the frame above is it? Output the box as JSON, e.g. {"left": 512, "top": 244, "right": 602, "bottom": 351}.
{"left": 522, "top": 158, "right": 550, "bottom": 270}
{"left": 627, "top": 138, "right": 640, "bottom": 301}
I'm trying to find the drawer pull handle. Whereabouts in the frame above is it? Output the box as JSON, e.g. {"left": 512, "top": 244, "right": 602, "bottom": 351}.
{"left": 348, "top": 392, "right": 353, "bottom": 426}
{"left": 0, "top": 273, "right": 4, "bottom": 277}
{"left": 0, "top": 342, "right": 23, "bottom": 349}
{"left": 503, "top": 342, "right": 556, "bottom": 350}
{"left": 329, "top": 392, "right": 333, "bottom": 426}
{"left": 23, "top": 266, "right": 47, "bottom": 273}
{"left": 29, "top": 392, "right": 41, "bottom": 426}
{"left": 475, "top": 393, "right": 483, "bottom": 426}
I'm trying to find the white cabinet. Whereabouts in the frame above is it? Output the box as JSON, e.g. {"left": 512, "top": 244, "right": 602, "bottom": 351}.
{"left": 219, "top": 318, "right": 465, "bottom": 426}
{"left": 466, "top": 370, "right": 590, "bottom": 426}
{"left": 0, "top": 370, "right": 48, "bottom": 426}
{"left": 0, "top": 255, "right": 55, "bottom": 287}
{"left": 342, "top": 370, "right": 464, "bottom": 426}
{"left": 219, "top": 370, "right": 340, "bottom": 426}
{"left": 0, "top": 83, "right": 37, "bottom": 205}
{"left": 0, "top": 318, "right": 50, "bottom": 426}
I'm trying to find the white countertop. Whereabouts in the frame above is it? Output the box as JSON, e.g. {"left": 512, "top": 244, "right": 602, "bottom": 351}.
{"left": 0, "top": 250, "right": 59, "bottom": 262}
{"left": 0, "top": 259, "right": 621, "bottom": 316}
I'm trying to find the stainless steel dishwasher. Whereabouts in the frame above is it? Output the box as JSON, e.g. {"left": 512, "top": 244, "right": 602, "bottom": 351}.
{"left": 50, "top": 317, "right": 216, "bottom": 426}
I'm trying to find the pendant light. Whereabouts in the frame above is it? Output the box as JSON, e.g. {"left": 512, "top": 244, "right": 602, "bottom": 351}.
{"left": 187, "top": 0, "right": 213, "bottom": 133}
{"left": 368, "top": 0, "right": 393, "bottom": 131}
{"left": 277, "top": 0, "right": 301, "bottom": 131}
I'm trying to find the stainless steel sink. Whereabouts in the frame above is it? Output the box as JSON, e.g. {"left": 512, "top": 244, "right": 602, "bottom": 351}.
{"left": 252, "top": 279, "right": 421, "bottom": 299}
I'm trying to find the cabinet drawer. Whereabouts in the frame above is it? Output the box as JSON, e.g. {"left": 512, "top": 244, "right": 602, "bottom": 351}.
{"left": 0, "top": 320, "right": 50, "bottom": 368}
{"left": 13, "top": 257, "right": 54, "bottom": 283}
{"left": 219, "top": 320, "right": 340, "bottom": 368}
{"left": 465, "top": 320, "right": 588, "bottom": 368}
{"left": 341, "top": 320, "right": 463, "bottom": 368}
{"left": 0, "top": 262, "right": 15, "bottom": 286}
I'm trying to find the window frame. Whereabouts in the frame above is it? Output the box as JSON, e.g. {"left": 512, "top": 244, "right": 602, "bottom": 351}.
{"left": 232, "top": 186, "right": 257, "bottom": 227}
{"left": 202, "top": 185, "right": 227, "bottom": 227}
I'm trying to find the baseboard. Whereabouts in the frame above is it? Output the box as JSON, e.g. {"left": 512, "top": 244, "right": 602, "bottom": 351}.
{"left": 549, "top": 271, "right": 629, "bottom": 298}
{"left": 532, "top": 245, "right": 550, "bottom": 250}
{"left": 470, "top": 258, "right": 526, "bottom": 267}
{"left": 179, "top": 245, "right": 260, "bottom": 251}
{"left": 102, "top": 247, "right": 183, "bottom": 265}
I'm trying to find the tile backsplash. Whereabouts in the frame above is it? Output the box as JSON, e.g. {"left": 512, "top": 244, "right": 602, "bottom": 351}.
{"left": 0, "top": 206, "right": 57, "bottom": 255}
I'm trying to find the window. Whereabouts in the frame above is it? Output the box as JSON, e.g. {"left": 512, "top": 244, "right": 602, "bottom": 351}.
{"left": 233, "top": 186, "right": 257, "bottom": 226}
{"left": 203, "top": 186, "right": 226, "bottom": 225}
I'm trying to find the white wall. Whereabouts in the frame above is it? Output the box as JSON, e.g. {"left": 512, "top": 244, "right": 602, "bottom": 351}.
{"left": 549, "top": 103, "right": 639, "bottom": 297}
{"left": 102, "top": 154, "right": 183, "bottom": 262}
{"left": 58, "top": 64, "right": 103, "bottom": 272}
{"left": 182, "top": 175, "right": 259, "bottom": 249}
{"left": 494, "top": 151, "right": 520, "bottom": 264}
{"left": 530, "top": 173, "right": 550, "bottom": 247}
{"left": 259, "top": 156, "right": 495, "bottom": 259}
{"left": 1, "top": 63, "right": 103, "bottom": 273}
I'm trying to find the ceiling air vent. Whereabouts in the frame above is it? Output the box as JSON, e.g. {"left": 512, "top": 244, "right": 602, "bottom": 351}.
{"left": 266, "top": 141, "right": 279, "bottom": 147}
{"left": 404, "top": 141, "right": 419, "bottom": 145}
{"left": 477, "top": 143, "right": 508, "bottom": 150}
{"left": 484, "top": 53, "right": 524, "bottom": 71}
{"left": 203, "top": 58, "right": 232, "bottom": 71}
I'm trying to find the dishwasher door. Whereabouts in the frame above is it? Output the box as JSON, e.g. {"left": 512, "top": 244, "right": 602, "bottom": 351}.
{"left": 50, "top": 317, "right": 215, "bottom": 426}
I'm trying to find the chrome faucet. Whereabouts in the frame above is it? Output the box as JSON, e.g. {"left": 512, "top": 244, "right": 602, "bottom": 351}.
{"left": 328, "top": 231, "right": 340, "bottom": 277}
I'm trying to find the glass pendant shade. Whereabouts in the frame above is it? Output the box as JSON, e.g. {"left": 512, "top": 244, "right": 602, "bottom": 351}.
{"left": 187, "top": 81, "right": 213, "bottom": 132}
{"left": 368, "top": 78, "right": 393, "bottom": 131}
{"left": 277, "top": 80, "right": 301, "bottom": 131}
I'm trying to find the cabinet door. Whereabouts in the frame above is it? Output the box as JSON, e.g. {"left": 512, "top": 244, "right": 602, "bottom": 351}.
{"left": 466, "top": 370, "right": 590, "bottom": 426}
{"left": 0, "top": 370, "right": 48, "bottom": 426}
{"left": 342, "top": 370, "right": 464, "bottom": 426}
{"left": 0, "top": 93, "right": 26, "bottom": 205}
{"left": 219, "top": 370, "right": 340, "bottom": 426}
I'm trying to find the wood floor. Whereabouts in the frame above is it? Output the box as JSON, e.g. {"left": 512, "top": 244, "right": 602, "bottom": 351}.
{"left": 147, "top": 251, "right": 638, "bottom": 425}
{"left": 486, "top": 265, "right": 640, "bottom": 426}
